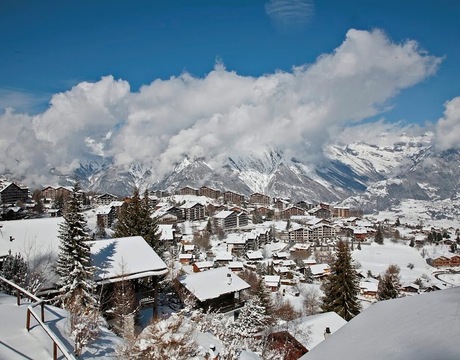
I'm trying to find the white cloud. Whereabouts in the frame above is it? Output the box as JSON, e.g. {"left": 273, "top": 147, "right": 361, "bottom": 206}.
{"left": 0, "top": 29, "right": 444, "bottom": 186}
{"left": 265, "top": 0, "right": 315, "bottom": 28}
{"left": 434, "top": 97, "right": 460, "bottom": 150}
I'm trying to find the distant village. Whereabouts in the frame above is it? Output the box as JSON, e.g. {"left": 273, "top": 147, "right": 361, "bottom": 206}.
{"left": 1, "top": 178, "right": 460, "bottom": 359}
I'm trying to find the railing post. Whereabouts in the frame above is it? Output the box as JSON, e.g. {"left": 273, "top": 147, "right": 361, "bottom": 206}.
{"left": 41, "top": 303, "right": 45, "bottom": 322}
{"left": 16, "top": 288, "right": 21, "bottom": 306}
{"left": 53, "top": 342, "right": 58, "bottom": 360}
{"left": 26, "top": 308, "right": 31, "bottom": 331}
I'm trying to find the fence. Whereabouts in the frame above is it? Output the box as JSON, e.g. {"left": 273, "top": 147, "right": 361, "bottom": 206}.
{"left": 0, "top": 276, "right": 76, "bottom": 360}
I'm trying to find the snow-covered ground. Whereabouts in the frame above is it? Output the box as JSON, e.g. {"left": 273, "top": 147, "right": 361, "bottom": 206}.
{"left": 0, "top": 292, "right": 120, "bottom": 359}
{"left": 353, "top": 241, "right": 434, "bottom": 283}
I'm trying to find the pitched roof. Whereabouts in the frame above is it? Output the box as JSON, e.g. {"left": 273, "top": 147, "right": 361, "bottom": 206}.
{"left": 87, "top": 236, "right": 167, "bottom": 283}
{"left": 179, "top": 267, "right": 250, "bottom": 301}
{"left": 302, "top": 287, "right": 460, "bottom": 360}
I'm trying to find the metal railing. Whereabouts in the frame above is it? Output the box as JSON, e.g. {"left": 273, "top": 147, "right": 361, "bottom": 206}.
{"left": 0, "top": 276, "right": 76, "bottom": 360}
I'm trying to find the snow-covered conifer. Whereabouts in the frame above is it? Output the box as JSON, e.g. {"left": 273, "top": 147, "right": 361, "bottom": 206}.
{"left": 377, "top": 264, "right": 400, "bottom": 301}
{"left": 0, "top": 252, "right": 28, "bottom": 294}
{"left": 322, "top": 240, "right": 361, "bottom": 321}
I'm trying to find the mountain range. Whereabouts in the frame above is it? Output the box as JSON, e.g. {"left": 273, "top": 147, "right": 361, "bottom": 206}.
{"left": 54, "top": 130, "right": 460, "bottom": 218}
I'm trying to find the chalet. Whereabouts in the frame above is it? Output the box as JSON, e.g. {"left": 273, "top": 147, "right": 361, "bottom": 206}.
{"left": 427, "top": 253, "right": 460, "bottom": 267}
{"left": 214, "top": 210, "right": 237, "bottom": 229}
{"left": 310, "top": 223, "right": 335, "bottom": 241}
{"left": 269, "top": 312, "right": 347, "bottom": 358}
{"left": 178, "top": 267, "right": 250, "bottom": 312}
{"left": 156, "top": 212, "right": 179, "bottom": 225}
{"left": 289, "top": 227, "right": 311, "bottom": 243}
{"left": 245, "top": 250, "right": 264, "bottom": 263}
{"left": 226, "top": 233, "right": 247, "bottom": 254}
{"left": 214, "top": 210, "right": 248, "bottom": 229}
{"left": 296, "top": 200, "right": 314, "bottom": 210}
{"left": 249, "top": 192, "right": 271, "bottom": 206}
{"left": 92, "top": 193, "right": 118, "bottom": 206}
{"left": 41, "top": 186, "right": 72, "bottom": 203}
{"left": 302, "top": 287, "right": 460, "bottom": 360}
{"left": 281, "top": 206, "right": 306, "bottom": 219}
{"left": 0, "top": 181, "right": 28, "bottom": 206}
{"left": 264, "top": 275, "right": 281, "bottom": 291}
{"left": 400, "top": 283, "right": 420, "bottom": 293}
{"left": 180, "top": 202, "right": 205, "bottom": 221}
{"left": 359, "top": 281, "right": 379, "bottom": 298}
{"left": 96, "top": 206, "right": 117, "bottom": 228}
{"left": 274, "top": 197, "right": 289, "bottom": 210}
{"left": 309, "top": 264, "right": 331, "bottom": 279}
{"left": 227, "top": 261, "right": 244, "bottom": 272}
{"left": 244, "top": 231, "right": 260, "bottom": 251}
{"left": 179, "top": 253, "right": 193, "bottom": 265}
{"left": 290, "top": 243, "right": 311, "bottom": 253}
{"left": 88, "top": 236, "right": 167, "bottom": 312}
{"left": 273, "top": 251, "right": 289, "bottom": 260}
{"left": 353, "top": 227, "right": 369, "bottom": 241}
{"left": 192, "top": 261, "right": 214, "bottom": 273}
{"left": 214, "top": 251, "right": 233, "bottom": 265}
{"left": 179, "top": 186, "right": 199, "bottom": 196}
{"left": 333, "top": 206, "right": 350, "bottom": 218}
{"left": 223, "top": 191, "right": 245, "bottom": 205}
{"left": 199, "top": 186, "right": 221, "bottom": 199}
{"left": 308, "top": 206, "right": 331, "bottom": 219}
{"left": 159, "top": 224, "right": 177, "bottom": 246}
{"left": 47, "top": 208, "right": 62, "bottom": 217}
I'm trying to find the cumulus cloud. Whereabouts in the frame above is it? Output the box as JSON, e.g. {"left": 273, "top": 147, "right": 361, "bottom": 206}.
{"left": 434, "top": 97, "right": 460, "bottom": 150}
{"left": 265, "top": 0, "right": 315, "bottom": 28}
{"left": 0, "top": 29, "right": 444, "bottom": 186}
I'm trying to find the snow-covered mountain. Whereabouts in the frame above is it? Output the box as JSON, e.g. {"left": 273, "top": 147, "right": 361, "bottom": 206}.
{"left": 33, "top": 130, "right": 460, "bottom": 216}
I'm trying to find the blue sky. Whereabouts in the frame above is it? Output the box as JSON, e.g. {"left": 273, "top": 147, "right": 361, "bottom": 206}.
{"left": 1, "top": 0, "right": 459, "bottom": 123}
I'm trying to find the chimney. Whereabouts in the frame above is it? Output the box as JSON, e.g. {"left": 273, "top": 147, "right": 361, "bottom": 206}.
{"left": 324, "top": 327, "right": 331, "bottom": 339}
{"left": 226, "top": 273, "right": 232, "bottom": 285}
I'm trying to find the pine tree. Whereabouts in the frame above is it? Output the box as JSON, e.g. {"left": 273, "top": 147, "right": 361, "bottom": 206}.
{"left": 374, "top": 225, "right": 384, "bottom": 244}
{"left": 304, "top": 266, "right": 314, "bottom": 284}
{"left": 55, "top": 182, "right": 96, "bottom": 309}
{"left": 377, "top": 264, "right": 400, "bottom": 301}
{"left": 322, "top": 240, "right": 361, "bottom": 321}
{"left": 0, "top": 253, "right": 28, "bottom": 295}
{"left": 256, "top": 278, "right": 274, "bottom": 317}
{"left": 114, "top": 188, "right": 162, "bottom": 257}
{"left": 55, "top": 182, "right": 99, "bottom": 356}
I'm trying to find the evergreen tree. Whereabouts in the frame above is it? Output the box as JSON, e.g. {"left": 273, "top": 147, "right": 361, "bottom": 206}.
{"left": 377, "top": 264, "right": 400, "bottom": 301}
{"left": 0, "top": 253, "right": 28, "bottom": 295}
{"left": 322, "top": 240, "right": 361, "bottom": 321}
{"left": 374, "top": 224, "right": 384, "bottom": 244}
{"left": 395, "top": 218, "right": 401, "bottom": 227}
{"left": 304, "top": 266, "right": 314, "bottom": 284}
{"left": 114, "top": 188, "right": 162, "bottom": 256}
{"left": 55, "top": 182, "right": 96, "bottom": 309}
{"left": 256, "top": 278, "right": 274, "bottom": 317}
{"left": 252, "top": 207, "right": 263, "bottom": 224}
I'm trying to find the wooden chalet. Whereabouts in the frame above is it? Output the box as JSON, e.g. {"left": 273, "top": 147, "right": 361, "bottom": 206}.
{"left": 178, "top": 267, "right": 250, "bottom": 312}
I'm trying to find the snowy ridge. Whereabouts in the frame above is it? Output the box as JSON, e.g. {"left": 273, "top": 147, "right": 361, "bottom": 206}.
{"left": 29, "top": 130, "right": 460, "bottom": 218}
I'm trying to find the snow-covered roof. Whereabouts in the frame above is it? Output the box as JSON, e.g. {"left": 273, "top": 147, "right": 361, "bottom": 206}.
{"left": 309, "top": 264, "right": 330, "bottom": 276}
{"left": 359, "top": 281, "right": 379, "bottom": 292}
{"left": 264, "top": 275, "right": 280, "bottom": 286}
{"left": 88, "top": 236, "right": 168, "bottom": 284}
{"left": 246, "top": 250, "right": 263, "bottom": 260}
{"left": 302, "top": 287, "right": 460, "bottom": 360}
{"left": 158, "top": 224, "right": 175, "bottom": 241}
{"left": 179, "top": 267, "right": 250, "bottom": 301}
{"left": 214, "top": 210, "right": 234, "bottom": 219}
{"left": 215, "top": 251, "right": 233, "bottom": 261}
{"left": 278, "top": 312, "right": 347, "bottom": 351}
